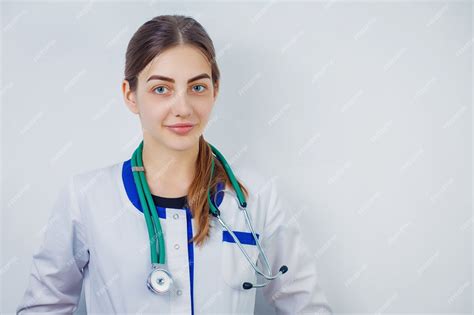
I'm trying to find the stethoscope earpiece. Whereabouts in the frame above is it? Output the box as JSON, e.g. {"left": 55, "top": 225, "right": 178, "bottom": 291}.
{"left": 242, "top": 265, "right": 289, "bottom": 290}
{"left": 242, "top": 282, "right": 253, "bottom": 290}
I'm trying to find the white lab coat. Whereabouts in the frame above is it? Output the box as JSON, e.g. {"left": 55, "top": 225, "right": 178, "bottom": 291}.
{"left": 16, "top": 159, "right": 333, "bottom": 314}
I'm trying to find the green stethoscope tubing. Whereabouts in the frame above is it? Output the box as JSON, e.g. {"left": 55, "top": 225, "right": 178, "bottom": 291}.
{"left": 131, "top": 141, "right": 165, "bottom": 264}
{"left": 131, "top": 140, "right": 247, "bottom": 266}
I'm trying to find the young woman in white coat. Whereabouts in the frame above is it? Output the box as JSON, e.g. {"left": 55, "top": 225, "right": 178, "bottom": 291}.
{"left": 17, "top": 14, "right": 333, "bottom": 315}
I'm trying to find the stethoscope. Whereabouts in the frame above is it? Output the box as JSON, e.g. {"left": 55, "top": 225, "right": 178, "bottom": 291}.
{"left": 131, "top": 140, "right": 288, "bottom": 294}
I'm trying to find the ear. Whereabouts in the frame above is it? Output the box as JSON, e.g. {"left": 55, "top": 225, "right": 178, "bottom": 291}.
{"left": 213, "top": 81, "right": 219, "bottom": 99}
{"left": 122, "top": 79, "right": 139, "bottom": 114}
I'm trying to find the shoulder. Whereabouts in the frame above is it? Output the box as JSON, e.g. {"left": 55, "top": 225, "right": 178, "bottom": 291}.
{"left": 231, "top": 164, "right": 268, "bottom": 192}
{"left": 70, "top": 160, "right": 124, "bottom": 195}
{"left": 230, "top": 164, "right": 280, "bottom": 204}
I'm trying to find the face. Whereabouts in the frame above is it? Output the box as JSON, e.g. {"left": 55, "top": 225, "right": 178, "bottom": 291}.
{"left": 122, "top": 44, "right": 218, "bottom": 152}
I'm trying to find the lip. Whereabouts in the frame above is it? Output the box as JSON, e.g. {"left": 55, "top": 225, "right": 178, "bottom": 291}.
{"left": 165, "top": 123, "right": 195, "bottom": 135}
{"left": 167, "top": 123, "right": 195, "bottom": 128}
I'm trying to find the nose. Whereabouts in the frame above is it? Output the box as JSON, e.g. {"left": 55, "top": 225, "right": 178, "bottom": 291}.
{"left": 169, "top": 88, "right": 192, "bottom": 117}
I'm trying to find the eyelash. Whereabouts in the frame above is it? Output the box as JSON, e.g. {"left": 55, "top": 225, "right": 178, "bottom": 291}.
{"left": 152, "top": 84, "right": 207, "bottom": 95}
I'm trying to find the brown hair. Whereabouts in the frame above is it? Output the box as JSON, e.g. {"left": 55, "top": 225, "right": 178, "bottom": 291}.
{"left": 124, "top": 15, "right": 249, "bottom": 246}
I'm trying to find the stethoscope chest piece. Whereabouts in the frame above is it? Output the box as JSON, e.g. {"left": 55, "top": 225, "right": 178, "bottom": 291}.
{"left": 147, "top": 264, "right": 174, "bottom": 294}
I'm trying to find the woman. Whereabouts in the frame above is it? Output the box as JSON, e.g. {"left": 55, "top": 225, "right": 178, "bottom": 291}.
{"left": 17, "top": 15, "right": 332, "bottom": 314}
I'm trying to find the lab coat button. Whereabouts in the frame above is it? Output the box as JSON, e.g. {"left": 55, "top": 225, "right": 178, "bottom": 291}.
{"left": 173, "top": 213, "right": 179, "bottom": 220}
{"left": 174, "top": 244, "right": 180, "bottom": 250}
{"left": 176, "top": 289, "right": 182, "bottom": 296}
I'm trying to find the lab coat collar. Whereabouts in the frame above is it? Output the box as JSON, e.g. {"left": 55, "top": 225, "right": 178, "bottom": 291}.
{"left": 121, "top": 159, "right": 225, "bottom": 218}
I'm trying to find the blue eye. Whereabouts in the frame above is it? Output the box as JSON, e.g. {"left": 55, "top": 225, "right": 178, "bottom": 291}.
{"left": 193, "top": 85, "right": 206, "bottom": 93}
{"left": 154, "top": 86, "right": 169, "bottom": 94}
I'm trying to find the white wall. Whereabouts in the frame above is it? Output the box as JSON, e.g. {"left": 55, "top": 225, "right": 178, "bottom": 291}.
{"left": 1, "top": 1, "right": 472, "bottom": 313}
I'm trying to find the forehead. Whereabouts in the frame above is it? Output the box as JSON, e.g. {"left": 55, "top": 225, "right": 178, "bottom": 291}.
{"left": 140, "top": 44, "right": 212, "bottom": 82}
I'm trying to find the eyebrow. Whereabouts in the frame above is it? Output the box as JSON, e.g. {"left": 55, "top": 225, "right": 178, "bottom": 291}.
{"left": 146, "top": 73, "right": 211, "bottom": 83}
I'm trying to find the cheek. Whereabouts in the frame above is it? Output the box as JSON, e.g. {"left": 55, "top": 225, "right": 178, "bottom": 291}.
{"left": 194, "top": 99, "right": 215, "bottom": 119}
{"left": 194, "top": 108, "right": 212, "bottom": 127}
{"left": 139, "top": 100, "right": 169, "bottom": 125}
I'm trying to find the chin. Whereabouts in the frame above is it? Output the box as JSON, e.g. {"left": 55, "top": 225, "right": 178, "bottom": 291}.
{"left": 162, "top": 137, "right": 198, "bottom": 152}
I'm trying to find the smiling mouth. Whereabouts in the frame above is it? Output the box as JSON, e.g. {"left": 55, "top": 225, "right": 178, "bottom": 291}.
{"left": 166, "top": 125, "right": 194, "bottom": 135}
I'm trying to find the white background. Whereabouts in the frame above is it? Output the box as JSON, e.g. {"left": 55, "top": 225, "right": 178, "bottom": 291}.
{"left": 1, "top": 1, "right": 472, "bottom": 314}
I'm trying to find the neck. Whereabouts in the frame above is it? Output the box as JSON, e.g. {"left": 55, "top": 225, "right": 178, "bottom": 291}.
{"left": 141, "top": 134, "right": 199, "bottom": 198}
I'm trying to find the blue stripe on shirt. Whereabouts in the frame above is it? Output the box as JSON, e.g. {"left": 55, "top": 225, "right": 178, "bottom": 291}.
{"left": 222, "top": 231, "right": 260, "bottom": 245}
